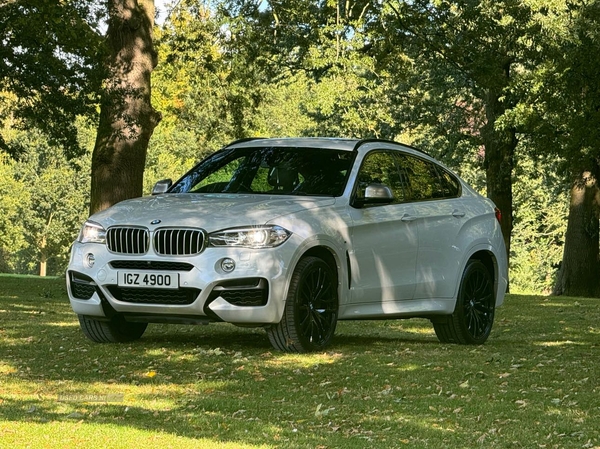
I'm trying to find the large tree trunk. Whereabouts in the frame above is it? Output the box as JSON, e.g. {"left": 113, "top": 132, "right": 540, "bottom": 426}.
{"left": 553, "top": 164, "right": 600, "bottom": 297}
{"left": 90, "top": 0, "right": 161, "bottom": 215}
{"left": 481, "top": 89, "right": 516, "bottom": 261}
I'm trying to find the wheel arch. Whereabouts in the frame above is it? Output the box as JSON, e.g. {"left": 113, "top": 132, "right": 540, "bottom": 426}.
{"left": 299, "top": 245, "right": 340, "bottom": 286}
{"left": 468, "top": 250, "right": 496, "bottom": 285}
{"left": 461, "top": 249, "right": 504, "bottom": 306}
{"left": 287, "top": 243, "right": 346, "bottom": 305}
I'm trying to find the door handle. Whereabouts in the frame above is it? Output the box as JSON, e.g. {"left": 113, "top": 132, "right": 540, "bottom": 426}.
{"left": 452, "top": 210, "right": 466, "bottom": 218}
{"left": 401, "top": 214, "right": 417, "bottom": 222}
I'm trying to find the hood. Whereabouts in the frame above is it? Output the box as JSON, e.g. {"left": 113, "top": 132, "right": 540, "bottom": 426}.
{"left": 89, "top": 193, "right": 336, "bottom": 231}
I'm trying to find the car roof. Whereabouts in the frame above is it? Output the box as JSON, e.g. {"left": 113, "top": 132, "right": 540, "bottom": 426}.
{"left": 225, "top": 137, "right": 360, "bottom": 151}
{"left": 224, "top": 137, "right": 432, "bottom": 156}
{"left": 223, "top": 137, "right": 464, "bottom": 182}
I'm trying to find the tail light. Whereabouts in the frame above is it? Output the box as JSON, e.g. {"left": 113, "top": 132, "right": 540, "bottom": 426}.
{"left": 494, "top": 207, "right": 502, "bottom": 223}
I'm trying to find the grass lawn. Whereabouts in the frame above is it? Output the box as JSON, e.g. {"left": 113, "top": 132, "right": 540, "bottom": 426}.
{"left": 0, "top": 274, "right": 599, "bottom": 448}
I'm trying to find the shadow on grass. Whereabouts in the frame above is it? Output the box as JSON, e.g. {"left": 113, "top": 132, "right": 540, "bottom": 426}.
{"left": 2, "top": 279, "right": 600, "bottom": 448}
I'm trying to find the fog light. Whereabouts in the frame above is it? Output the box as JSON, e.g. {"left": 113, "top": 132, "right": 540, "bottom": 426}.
{"left": 221, "top": 258, "right": 235, "bottom": 273}
{"left": 84, "top": 253, "right": 95, "bottom": 268}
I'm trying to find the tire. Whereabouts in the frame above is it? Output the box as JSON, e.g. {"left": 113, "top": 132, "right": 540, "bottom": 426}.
{"left": 433, "top": 259, "right": 495, "bottom": 345}
{"left": 267, "top": 256, "right": 338, "bottom": 353}
{"left": 78, "top": 314, "right": 148, "bottom": 343}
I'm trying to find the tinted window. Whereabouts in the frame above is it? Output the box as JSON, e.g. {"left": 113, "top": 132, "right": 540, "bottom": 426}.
{"left": 170, "top": 146, "right": 355, "bottom": 197}
{"left": 437, "top": 168, "right": 461, "bottom": 198}
{"left": 355, "top": 151, "right": 408, "bottom": 203}
{"left": 396, "top": 154, "right": 444, "bottom": 201}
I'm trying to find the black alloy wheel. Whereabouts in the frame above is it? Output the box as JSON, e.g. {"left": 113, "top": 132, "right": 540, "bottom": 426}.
{"left": 433, "top": 259, "right": 495, "bottom": 345}
{"left": 267, "top": 256, "right": 338, "bottom": 352}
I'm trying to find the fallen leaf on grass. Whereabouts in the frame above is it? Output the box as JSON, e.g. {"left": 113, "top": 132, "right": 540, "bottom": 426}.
{"left": 232, "top": 409, "right": 246, "bottom": 418}
{"left": 315, "top": 403, "right": 334, "bottom": 417}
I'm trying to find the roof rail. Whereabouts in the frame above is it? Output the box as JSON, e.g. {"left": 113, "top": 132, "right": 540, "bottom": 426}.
{"left": 353, "top": 138, "right": 431, "bottom": 157}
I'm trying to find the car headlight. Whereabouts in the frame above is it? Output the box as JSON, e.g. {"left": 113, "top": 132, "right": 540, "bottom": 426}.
{"left": 209, "top": 225, "right": 291, "bottom": 248}
{"left": 77, "top": 221, "right": 107, "bottom": 244}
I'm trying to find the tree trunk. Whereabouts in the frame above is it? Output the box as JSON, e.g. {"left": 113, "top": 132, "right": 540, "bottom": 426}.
{"left": 39, "top": 212, "right": 53, "bottom": 277}
{"left": 481, "top": 90, "right": 516, "bottom": 261}
{"left": 553, "top": 164, "right": 600, "bottom": 297}
{"left": 90, "top": 0, "right": 161, "bottom": 215}
{"left": 39, "top": 234, "right": 47, "bottom": 277}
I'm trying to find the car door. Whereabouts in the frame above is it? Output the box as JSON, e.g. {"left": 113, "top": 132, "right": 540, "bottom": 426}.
{"left": 347, "top": 150, "right": 419, "bottom": 304}
{"left": 396, "top": 153, "right": 465, "bottom": 299}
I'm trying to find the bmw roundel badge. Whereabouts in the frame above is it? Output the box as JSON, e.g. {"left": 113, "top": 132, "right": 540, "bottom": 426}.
{"left": 150, "top": 219, "right": 162, "bottom": 225}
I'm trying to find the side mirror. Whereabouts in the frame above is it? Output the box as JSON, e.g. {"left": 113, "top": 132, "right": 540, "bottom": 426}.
{"left": 152, "top": 179, "right": 172, "bottom": 195}
{"left": 352, "top": 183, "right": 394, "bottom": 208}
{"left": 365, "top": 184, "right": 394, "bottom": 202}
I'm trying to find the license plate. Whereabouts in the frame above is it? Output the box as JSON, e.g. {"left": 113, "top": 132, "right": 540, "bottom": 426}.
{"left": 117, "top": 271, "right": 179, "bottom": 289}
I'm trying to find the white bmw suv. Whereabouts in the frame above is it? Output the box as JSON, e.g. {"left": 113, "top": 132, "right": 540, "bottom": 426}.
{"left": 67, "top": 138, "right": 508, "bottom": 352}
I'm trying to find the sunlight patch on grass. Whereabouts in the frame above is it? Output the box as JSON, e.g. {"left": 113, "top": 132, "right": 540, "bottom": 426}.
{"left": 538, "top": 301, "right": 578, "bottom": 308}
{"left": 44, "top": 321, "right": 79, "bottom": 328}
{"left": 546, "top": 407, "right": 565, "bottom": 416}
{"left": 1, "top": 379, "right": 237, "bottom": 416}
{"left": 385, "top": 323, "right": 436, "bottom": 336}
{"left": 264, "top": 351, "right": 343, "bottom": 369}
{"left": 533, "top": 340, "right": 582, "bottom": 347}
{"left": 395, "top": 363, "right": 420, "bottom": 372}
{"left": 5, "top": 303, "right": 50, "bottom": 311}
{"left": 0, "top": 362, "right": 18, "bottom": 374}
{"left": 404, "top": 327, "right": 435, "bottom": 336}
{"left": 0, "top": 421, "right": 273, "bottom": 448}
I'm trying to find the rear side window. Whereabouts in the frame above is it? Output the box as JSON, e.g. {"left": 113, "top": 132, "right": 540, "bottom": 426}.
{"left": 395, "top": 153, "right": 460, "bottom": 201}
{"left": 395, "top": 154, "right": 440, "bottom": 200}
{"left": 437, "top": 168, "right": 461, "bottom": 198}
{"left": 354, "top": 149, "right": 461, "bottom": 204}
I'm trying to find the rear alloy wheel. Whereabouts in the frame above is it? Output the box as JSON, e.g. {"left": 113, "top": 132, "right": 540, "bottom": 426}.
{"left": 267, "top": 256, "right": 338, "bottom": 352}
{"left": 433, "top": 259, "right": 495, "bottom": 344}
{"left": 78, "top": 314, "right": 148, "bottom": 343}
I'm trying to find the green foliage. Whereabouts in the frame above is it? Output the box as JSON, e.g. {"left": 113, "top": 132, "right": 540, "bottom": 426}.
{"left": 13, "top": 135, "right": 90, "bottom": 274}
{"left": 0, "top": 0, "right": 586, "bottom": 293}
{"left": 0, "top": 124, "right": 90, "bottom": 275}
{"left": 0, "top": 0, "right": 104, "bottom": 157}
{"left": 526, "top": 0, "right": 600, "bottom": 167}
{"left": 252, "top": 73, "right": 316, "bottom": 137}
{"left": 143, "top": 127, "right": 202, "bottom": 194}
{"left": 145, "top": 0, "right": 274, "bottom": 192}
{"left": 0, "top": 154, "right": 28, "bottom": 272}
{"left": 510, "top": 150, "right": 569, "bottom": 294}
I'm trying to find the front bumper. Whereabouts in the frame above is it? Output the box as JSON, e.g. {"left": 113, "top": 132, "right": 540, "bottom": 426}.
{"left": 66, "top": 240, "right": 298, "bottom": 325}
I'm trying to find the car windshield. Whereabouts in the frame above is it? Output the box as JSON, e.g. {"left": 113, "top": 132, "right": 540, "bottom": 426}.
{"left": 170, "top": 146, "right": 356, "bottom": 197}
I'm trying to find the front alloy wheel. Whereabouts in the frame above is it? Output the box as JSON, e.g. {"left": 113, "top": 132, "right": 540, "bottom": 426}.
{"left": 267, "top": 256, "right": 338, "bottom": 352}
{"left": 433, "top": 259, "right": 495, "bottom": 344}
